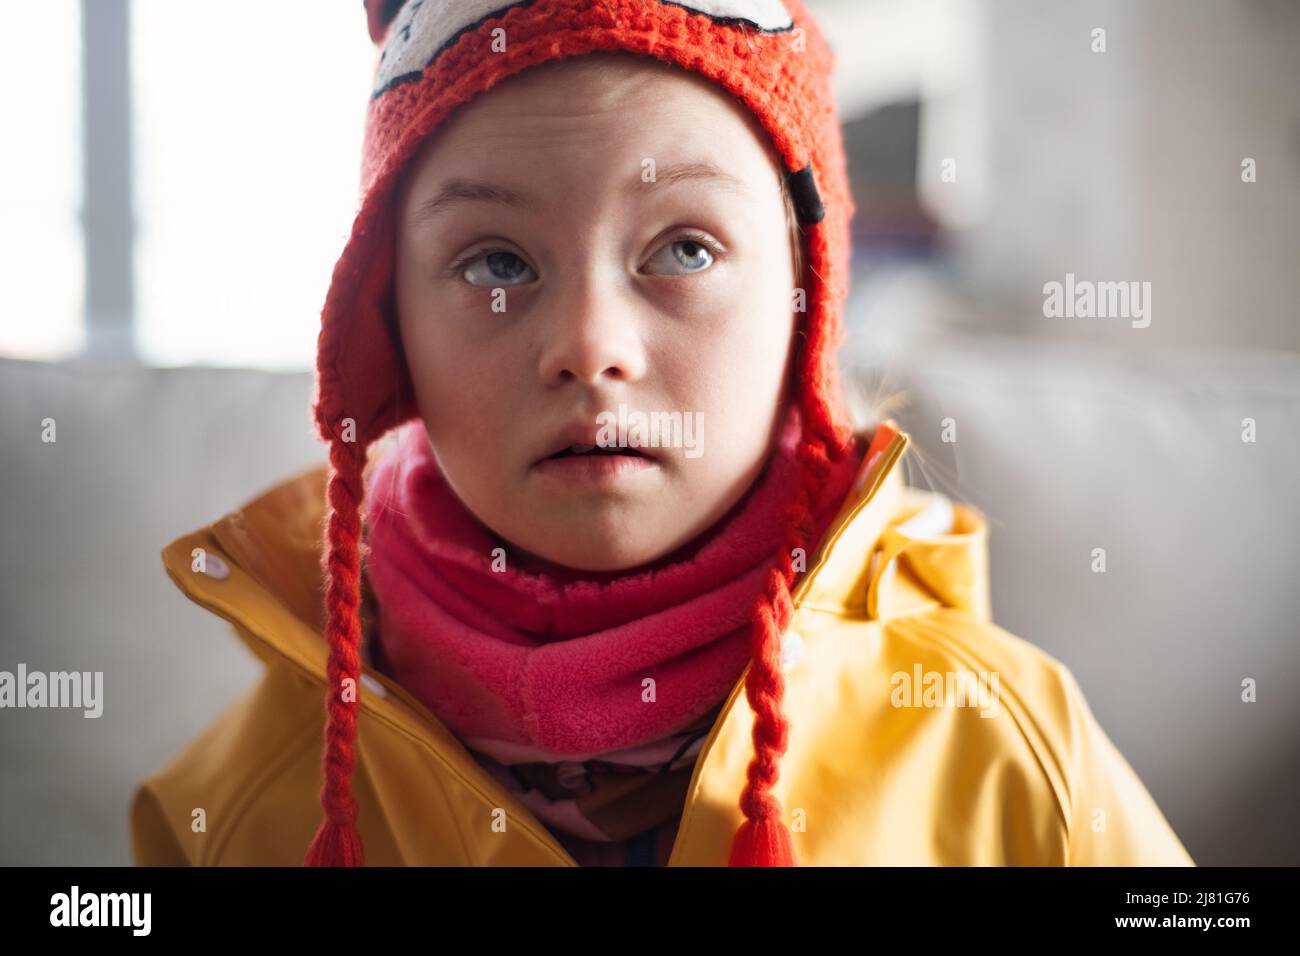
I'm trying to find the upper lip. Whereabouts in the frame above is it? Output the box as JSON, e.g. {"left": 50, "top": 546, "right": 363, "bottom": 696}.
{"left": 534, "top": 419, "right": 660, "bottom": 464}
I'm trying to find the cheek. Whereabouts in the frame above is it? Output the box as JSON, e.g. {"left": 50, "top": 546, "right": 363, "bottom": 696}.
{"left": 713, "top": 270, "right": 796, "bottom": 383}
{"left": 400, "top": 322, "right": 522, "bottom": 472}
{"left": 426, "top": 362, "right": 508, "bottom": 438}
{"left": 662, "top": 283, "right": 793, "bottom": 461}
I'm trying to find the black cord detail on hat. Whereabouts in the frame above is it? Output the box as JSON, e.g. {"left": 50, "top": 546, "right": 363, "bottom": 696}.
{"left": 787, "top": 166, "right": 824, "bottom": 227}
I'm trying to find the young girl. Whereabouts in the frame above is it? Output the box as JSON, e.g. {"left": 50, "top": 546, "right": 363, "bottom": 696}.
{"left": 132, "top": 0, "right": 1194, "bottom": 867}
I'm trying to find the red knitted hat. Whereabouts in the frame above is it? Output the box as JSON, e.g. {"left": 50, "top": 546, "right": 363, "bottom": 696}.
{"left": 308, "top": 0, "right": 858, "bottom": 866}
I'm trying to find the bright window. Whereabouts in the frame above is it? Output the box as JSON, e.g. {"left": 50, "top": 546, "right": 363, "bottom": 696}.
{"left": 0, "top": 0, "right": 84, "bottom": 361}
{"left": 131, "top": 0, "right": 374, "bottom": 368}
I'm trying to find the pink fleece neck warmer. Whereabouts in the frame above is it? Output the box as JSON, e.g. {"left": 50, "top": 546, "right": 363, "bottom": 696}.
{"left": 362, "top": 403, "right": 864, "bottom": 768}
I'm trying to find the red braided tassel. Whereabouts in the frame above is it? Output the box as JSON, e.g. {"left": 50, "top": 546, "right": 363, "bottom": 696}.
{"left": 305, "top": 436, "right": 368, "bottom": 866}
{"left": 725, "top": 304, "right": 850, "bottom": 866}
{"left": 727, "top": 549, "right": 803, "bottom": 866}
{"left": 729, "top": 813, "right": 797, "bottom": 867}
{"left": 306, "top": 818, "right": 366, "bottom": 867}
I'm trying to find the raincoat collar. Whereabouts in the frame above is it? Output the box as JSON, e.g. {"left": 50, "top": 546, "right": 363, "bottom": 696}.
{"left": 160, "top": 420, "right": 990, "bottom": 864}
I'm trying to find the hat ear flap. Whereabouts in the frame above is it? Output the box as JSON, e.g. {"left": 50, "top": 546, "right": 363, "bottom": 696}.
{"left": 364, "top": 0, "right": 406, "bottom": 46}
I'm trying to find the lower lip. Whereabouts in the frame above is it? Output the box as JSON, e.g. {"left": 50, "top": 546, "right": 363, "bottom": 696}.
{"left": 533, "top": 453, "right": 658, "bottom": 485}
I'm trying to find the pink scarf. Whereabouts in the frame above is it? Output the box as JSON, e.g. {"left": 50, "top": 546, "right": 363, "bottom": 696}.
{"left": 361, "top": 403, "right": 863, "bottom": 844}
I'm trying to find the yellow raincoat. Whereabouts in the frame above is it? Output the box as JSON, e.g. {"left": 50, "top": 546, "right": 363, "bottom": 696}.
{"left": 131, "top": 424, "right": 1195, "bottom": 866}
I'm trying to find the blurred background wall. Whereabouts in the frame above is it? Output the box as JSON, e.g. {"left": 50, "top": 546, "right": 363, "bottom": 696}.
{"left": 2, "top": 0, "right": 1297, "bottom": 865}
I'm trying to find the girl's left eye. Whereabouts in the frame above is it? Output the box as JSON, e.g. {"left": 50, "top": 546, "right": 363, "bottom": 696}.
{"left": 644, "top": 232, "right": 723, "bottom": 276}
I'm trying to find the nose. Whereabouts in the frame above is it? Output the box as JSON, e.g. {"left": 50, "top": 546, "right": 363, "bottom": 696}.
{"left": 536, "top": 272, "right": 648, "bottom": 387}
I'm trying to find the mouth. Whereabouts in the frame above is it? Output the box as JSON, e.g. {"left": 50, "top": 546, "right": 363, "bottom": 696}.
{"left": 531, "top": 420, "right": 663, "bottom": 487}
{"left": 532, "top": 439, "right": 659, "bottom": 486}
{"left": 541, "top": 443, "right": 653, "bottom": 462}
{"left": 534, "top": 423, "right": 661, "bottom": 467}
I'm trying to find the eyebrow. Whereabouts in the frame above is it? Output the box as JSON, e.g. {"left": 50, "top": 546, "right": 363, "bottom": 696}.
{"left": 408, "top": 159, "right": 750, "bottom": 226}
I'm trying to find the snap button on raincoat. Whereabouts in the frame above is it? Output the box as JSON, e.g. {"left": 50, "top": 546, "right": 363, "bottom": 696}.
{"left": 131, "top": 423, "right": 1195, "bottom": 866}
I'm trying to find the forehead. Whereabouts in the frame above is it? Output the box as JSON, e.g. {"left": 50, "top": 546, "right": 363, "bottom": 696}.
{"left": 373, "top": 0, "right": 795, "bottom": 97}
{"left": 399, "top": 68, "right": 783, "bottom": 212}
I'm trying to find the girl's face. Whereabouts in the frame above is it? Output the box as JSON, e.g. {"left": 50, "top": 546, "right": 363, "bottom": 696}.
{"left": 394, "top": 53, "right": 800, "bottom": 572}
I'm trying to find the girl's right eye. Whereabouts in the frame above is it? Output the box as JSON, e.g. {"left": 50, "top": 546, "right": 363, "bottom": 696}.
{"left": 452, "top": 249, "right": 537, "bottom": 287}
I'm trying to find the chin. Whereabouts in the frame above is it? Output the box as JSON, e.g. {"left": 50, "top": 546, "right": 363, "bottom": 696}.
{"left": 537, "top": 540, "right": 662, "bottom": 574}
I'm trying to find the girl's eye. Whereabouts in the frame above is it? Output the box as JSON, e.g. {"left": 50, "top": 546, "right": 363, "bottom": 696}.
{"left": 644, "top": 233, "right": 721, "bottom": 276}
{"left": 455, "top": 249, "right": 536, "bottom": 287}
